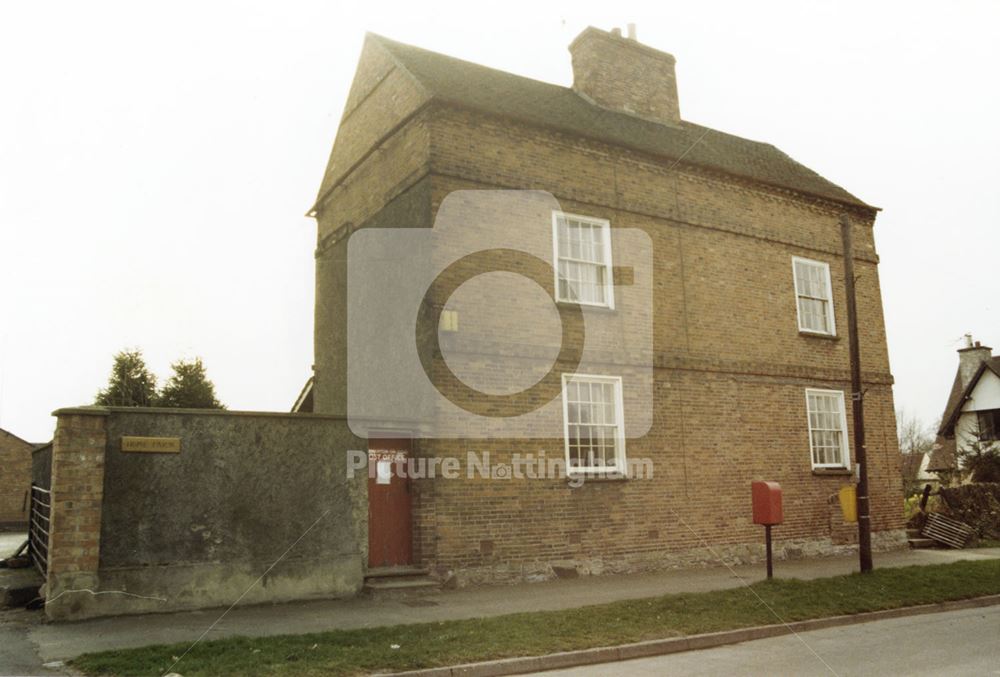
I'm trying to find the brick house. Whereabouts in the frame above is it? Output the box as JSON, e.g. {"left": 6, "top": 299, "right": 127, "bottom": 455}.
{"left": 0, "top": 427, "right": 35, "bottom": 529}
{"left": 308, "top": 27, "right": 905, "bottom": 583}
{"left": 929, "top": 337, "right": 1000, "bottom": 482}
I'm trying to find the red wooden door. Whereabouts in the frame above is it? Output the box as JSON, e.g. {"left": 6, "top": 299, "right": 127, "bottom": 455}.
{"left": 367, "top": 437, "right": 413, "bottom": 568}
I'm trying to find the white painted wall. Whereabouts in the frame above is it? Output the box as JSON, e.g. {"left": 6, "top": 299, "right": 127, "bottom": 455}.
{"left": 956, "top": 414, "right": 981, "bottom": 447}
{"left": 961, "top": 369, "right": 1000, "bottom": 413}
{"left": 916, "top": 452, "right": 937, "bottom": 482}
{"left": 955, "top": 370, "right": 1000, "bottom": 462}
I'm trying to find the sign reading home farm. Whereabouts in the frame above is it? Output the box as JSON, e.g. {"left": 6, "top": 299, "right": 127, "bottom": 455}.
{"left": 121, "top": 436, "right": 181, "bottom": 453}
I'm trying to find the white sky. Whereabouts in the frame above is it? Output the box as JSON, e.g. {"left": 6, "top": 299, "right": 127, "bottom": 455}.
{"left": 1, "top": 0, "right": 997, "bottom": 442}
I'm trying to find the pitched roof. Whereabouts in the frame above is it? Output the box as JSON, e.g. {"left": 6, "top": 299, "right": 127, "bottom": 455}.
{"left": 291, "top": 377, "right": 314, "bottom": 414}
{"left": 371, "top": 34, "right": 874, "bottom": 210}
{"left": 927, "top": 435, "right": 957, "bottom": 472}
{"left": 900, "top": 452, "right": 926, "bottom": 480}
{"left": 938, "top": 356, "right": 1000, "bottom": 437}
{"left": 937, "top": 372, "right": 965, "bottom": 436}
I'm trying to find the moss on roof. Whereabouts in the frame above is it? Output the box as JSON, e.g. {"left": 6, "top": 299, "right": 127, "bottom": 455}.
{"left": 372, "top": 34, "right": 873, "bottom": 209}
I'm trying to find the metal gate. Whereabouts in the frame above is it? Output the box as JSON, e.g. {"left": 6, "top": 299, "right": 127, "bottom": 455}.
{"left": 28, "top": 484, "right": 50, "bottom": 578}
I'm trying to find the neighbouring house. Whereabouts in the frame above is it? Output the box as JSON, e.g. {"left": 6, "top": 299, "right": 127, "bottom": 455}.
{"left": 0, "top": 427, "right": 36, "bottom": 529}
{"left": 931, "top": 336, "right": 1000, "bottom": 484}
{"left": 309, "top": 27, "right": 905, "bottom": 584}
{"left": 901, "top": 452, "right": 938, "bottom": 495}
{"left": 927, "top": 437, "right": 958, "bottom": 484}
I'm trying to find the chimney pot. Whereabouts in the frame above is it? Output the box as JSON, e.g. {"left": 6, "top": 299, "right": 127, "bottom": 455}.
{"left": 627, "top": 23, "right": 637, "bottom": 40}
{"left": 611, "top": 27, "right": 622, "bottom": 37}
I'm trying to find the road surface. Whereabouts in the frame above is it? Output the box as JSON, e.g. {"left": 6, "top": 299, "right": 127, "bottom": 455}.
{"left": 535, "top": 605, "right": 1000, "bottom": 676}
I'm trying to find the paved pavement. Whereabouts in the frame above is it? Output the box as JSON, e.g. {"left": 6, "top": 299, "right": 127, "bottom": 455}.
{"left": 1, "top": 542, "right": 998, "bottom": 673}
{"left": 533, "top": 604, "right": 1000, "bottom": 676}
{"left": 1, "top": 534, "right": 58, "bottom": 677}
{"left": 0, "top": 609, "right": 63, "bottom": 677}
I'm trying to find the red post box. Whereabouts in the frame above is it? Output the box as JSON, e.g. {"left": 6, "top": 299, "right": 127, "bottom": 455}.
{"left": 752, "top": 480, "right": 783, "bottom": 525}
{"left": 752, "top": 481, "right": 782, "bottom": 579}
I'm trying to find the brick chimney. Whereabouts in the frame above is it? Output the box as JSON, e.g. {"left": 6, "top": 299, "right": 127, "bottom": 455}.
{"left": 958, "top": 334, "right": 993, "bottom": 388}
{"left": 569, "top": 26, "right": 681, "bottom": 126}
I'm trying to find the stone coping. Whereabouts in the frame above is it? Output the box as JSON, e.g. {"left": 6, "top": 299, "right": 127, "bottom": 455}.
{"left": 50, "top": 406, "right": 415, "bottom": 424}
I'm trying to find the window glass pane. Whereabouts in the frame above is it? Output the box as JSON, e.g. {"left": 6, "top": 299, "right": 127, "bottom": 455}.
{"left": 799, "top": 298, "right": 828, "bottom": 333}
{"left": 556, "top": 214, "right": 612, "bottom": 305}
{"left": 564, "top": 377, "right": 622, "bottom": 470}
{"left": 807, "top": 390, "right": 846, "bottom": 467}
{"left": 978, "top": 410, "right": 1000, "bottom": 440}
{"left": 795, "top": 260, "right": 832, "bottom": 333}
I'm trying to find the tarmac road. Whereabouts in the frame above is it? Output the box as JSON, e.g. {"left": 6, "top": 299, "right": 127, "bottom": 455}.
{"left": 534, "top": 604, "right": 1000, "bottom": 676}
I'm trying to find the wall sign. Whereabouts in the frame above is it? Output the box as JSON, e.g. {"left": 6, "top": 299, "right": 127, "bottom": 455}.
{"left": 121, "top": 436, "right": 181, "bottom": 453}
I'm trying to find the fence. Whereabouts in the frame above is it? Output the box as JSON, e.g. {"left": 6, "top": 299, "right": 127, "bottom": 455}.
{"left": 28, "top": 484, "right": 50, "bottom": 578}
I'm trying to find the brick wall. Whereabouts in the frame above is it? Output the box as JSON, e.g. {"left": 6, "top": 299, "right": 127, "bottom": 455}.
{"left": 45, "top": 411, "right": 107, "bottom": 620}
{"left": 415, "top": 110, "right": 902, "bottom": 580}
{"left": 411, "top": 382, "right": 902, "bottom": 583}
{"left": 570, "top": 27, "right": 681, "bottom": 126}
{"left": 0, "top": 429, "right": 33, "bottom": 527}
{"left": 313, "top": 35, "right": 431, "bottom": 214}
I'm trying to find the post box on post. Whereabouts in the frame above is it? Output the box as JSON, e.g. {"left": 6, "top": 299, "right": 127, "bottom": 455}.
{"left": 752, "top": 481, "right": 783, "bottom": 579}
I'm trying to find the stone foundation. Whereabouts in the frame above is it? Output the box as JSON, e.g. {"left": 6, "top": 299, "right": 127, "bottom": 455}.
{"left": 442, "top": 529, "right": 908, "bottom": 587}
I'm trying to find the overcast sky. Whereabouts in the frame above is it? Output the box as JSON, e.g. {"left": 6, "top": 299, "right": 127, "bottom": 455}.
{"left": 1, "top": 0, "right": 997, "bottom": 443}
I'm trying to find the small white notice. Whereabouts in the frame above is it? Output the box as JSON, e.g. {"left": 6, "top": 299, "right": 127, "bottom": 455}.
{"left": 376, "top": 459, "right": 392, "bottom": 485}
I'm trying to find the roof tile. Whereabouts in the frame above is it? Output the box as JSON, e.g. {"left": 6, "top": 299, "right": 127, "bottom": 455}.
{"left": 372, "top": 34, "right": 873, "bottom": 209}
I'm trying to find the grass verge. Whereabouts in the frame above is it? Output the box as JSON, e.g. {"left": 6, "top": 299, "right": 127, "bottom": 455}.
{"left": 73, "top": 559, "right": 1000, "bottom": 676}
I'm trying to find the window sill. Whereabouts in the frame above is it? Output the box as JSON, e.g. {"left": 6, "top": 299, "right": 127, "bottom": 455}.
{"left": 799, "top": 330, "right": 840, "bottom": 341}
{"left": 812, "top": 467, "right": 853, "bottom": 476}
{"left": 566, "top": 473, "right": 628, "bottom": 484}
{"left": 556, "top": 300, "right": 616, "bottom": 313}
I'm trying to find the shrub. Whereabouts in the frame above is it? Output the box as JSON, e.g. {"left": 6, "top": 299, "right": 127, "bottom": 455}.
{"left": 904, "top": 492, "right": 942, "bottom": 530}
{"left": 938, "top": 483, "right": 1000, "bottom": 540}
